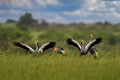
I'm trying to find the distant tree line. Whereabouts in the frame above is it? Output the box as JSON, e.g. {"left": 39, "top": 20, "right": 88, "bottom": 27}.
{"left": 5, "top": 12, "right": 120, "bottom": 30}
{"left": 6, "top": 19, "right": 17, "bottom": 23}
{"left": 5, "top": 13, "right": 48, "bottom": 30}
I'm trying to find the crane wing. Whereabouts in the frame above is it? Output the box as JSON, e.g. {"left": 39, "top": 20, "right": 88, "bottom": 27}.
{"left": 38, "top": 42, "right": 56, "bottom": 53}
{"left": 66, "top": 38, "right": 81, "bottom": 51}
{"left": 13, "top": 42, "right": 34, "bottom": 52}
{"left": 85, "top": 37, "right": 102, "bottom": 53}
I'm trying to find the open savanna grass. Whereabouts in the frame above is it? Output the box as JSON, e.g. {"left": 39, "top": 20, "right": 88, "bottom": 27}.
{"left": 0, "top": 50, "right": 120, "bottom": 80}
{"left": 0, "top": 23, "right": 120, "bottom": 80}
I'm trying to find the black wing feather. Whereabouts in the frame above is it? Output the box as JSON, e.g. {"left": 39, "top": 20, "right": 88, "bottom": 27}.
{"left": 85, "top": 37, "right": 102, "bottom": 53}
{"left": 66, "top": 38, "right": 81, "bottom": 50}
{"left": 13, "top": 42, "right": 31, "bottom": 51}
{"left": 91, "top": 37, "right": 102, "bottom": 47}
{"left": 42, "top": 42, "right": 56, "bottom": 52}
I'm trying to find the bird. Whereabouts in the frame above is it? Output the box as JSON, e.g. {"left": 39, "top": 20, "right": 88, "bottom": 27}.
{"left": 66, "top": 37, "right": 102, "bottom": 55}
{"left": 88, "top": 34, "right": 99, "bottom": 59}
{"left": 13, "top": 41, "right": 56, "bottom": 54}
{"left": 52, "top": 46, "right": 66, "bottom": 55}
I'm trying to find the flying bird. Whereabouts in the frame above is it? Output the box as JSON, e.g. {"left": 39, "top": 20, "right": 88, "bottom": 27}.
{"left": 66, "top": 37, "right": 102, "bottom": 55}
{"left": 13, "top": 41, "right": 56, "bottom": 54}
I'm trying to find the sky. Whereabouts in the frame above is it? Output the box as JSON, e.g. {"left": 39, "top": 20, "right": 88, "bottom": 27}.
{"left": 0, "top": 0, "right": 120, "bottom": 24}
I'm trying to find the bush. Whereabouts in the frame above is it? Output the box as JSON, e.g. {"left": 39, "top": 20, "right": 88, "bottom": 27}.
{"left": 108, "top": 35, "right": 118, "bottom": 45}
{"left": 0, "top": 27, "right": 31, "bottom": 49}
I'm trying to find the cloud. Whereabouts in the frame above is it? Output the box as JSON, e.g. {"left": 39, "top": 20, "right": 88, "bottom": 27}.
{"left": 84, "top": 0, "right": 120, "bottom": 14}
{"left": 0, "top": 0, "right": 32, "bottom": 8}
{"left": 32, "top": 11, "right": 66, "bottom": 23}
{"left": 107, "top": 0, "right": 120, "bottom": 7}
{"left": 84, "top": 0, "right": 106, "bottom": 12}
{"left": 106, "top": 1, "right": 120, "bottom": 17}
{"left": 64, "top": 10, "right": 81, "bottom": 16}
{"left": 62, "top": 0, "right": 120, "bottom": 23}
{"left": 0, "top": 10, "right": 25, "bottom": 15}
{"left": 63, "top": 10, "right": 92, "bottom": 18}
{"left": 0, "top": 0, "right": 120, "bottom": 23}
{"left": 0, "top": 17, "right": 6, "bottom": 23}
{"left": 0, "top": 9, "right": 26, "bottom": 23}
{"left": 8, "top": 10, "right": 25, "bottom": 15}
{"left": 0, "top": 10, "right": 6, "bottom": 14}
{"left": 106, "top": 8, "right": 120, "bottom": 18}
{"left": 47, "top": 14, "right": 66, "bottom": 23}
{"left": 68, "top": 1, "right": 120, "bottom": 16}
{"left": 35, "top": 0, "right": 60, "bottom": 7}
{"left": 63, "top": 0, "right": 106, "bottom": 17}
{"left": 0, "top": 0, "right": 61, "bottom": 8}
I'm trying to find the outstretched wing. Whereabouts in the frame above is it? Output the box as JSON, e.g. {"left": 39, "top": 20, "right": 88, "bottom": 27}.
{"left": 85, "top": 37, "right": 102, "bottom": 53}
{"left": 66, "top": 38, "right": 81, "bottom": 51}
{"left": 13, "top": 42, "right": 34, "bottom": 52}
{"left": 38, "top": 42, "right": 56, "bottom": 53}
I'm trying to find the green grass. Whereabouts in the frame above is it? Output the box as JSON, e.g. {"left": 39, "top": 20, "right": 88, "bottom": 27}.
{"left": 0, "top": 23, "right": 120, "bottom": 80}
{"left": 0, "top": 51, "right": 120, "bottom": 80}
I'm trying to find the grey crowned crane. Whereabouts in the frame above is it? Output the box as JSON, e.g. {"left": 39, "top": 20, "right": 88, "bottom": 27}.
{"left": 52, "top": 46, "right": 66, "bottom": 55}
{"left": 88, "top": 34, "right": 99, "bottom": 59}
{"left": 13, "top": 41, "right": 56, "bottom": 54}
{"left": 66, "top": 37, "right": 102, "bottom": 56}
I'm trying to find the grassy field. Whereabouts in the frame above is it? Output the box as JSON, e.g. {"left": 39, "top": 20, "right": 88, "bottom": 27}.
{"left": 0, "top": 52, "right": 120, "bottom": 80}
{"left": 0, "top": 23, "right": 120, "bottom": 80}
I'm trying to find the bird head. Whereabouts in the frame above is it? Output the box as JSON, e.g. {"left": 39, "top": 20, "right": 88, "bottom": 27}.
{"left": 53, "top": 46, "right": 67, "bottom": 55}
{"left": 53, "top": 47, "right": 59, "bottom": 52}
{"left": 88, "top": 34, "right": 93, "bottom": 40}
{"left": 34, "top": 40, "right": 39, "bottom": 45}
{"left": 80, "top": 39, "right": 85, "bottom": 45}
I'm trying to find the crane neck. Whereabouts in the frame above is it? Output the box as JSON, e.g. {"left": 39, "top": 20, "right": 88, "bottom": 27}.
{"left": 35, "top": 44, "right": 39, "bottom": 51}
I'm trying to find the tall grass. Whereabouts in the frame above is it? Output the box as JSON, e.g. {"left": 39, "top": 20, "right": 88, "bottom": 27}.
{"left": 0, "top": 51, "right": 120, "bottom": 80}
{"left": 0, "top": 23, "right": 120, "bottom": 80}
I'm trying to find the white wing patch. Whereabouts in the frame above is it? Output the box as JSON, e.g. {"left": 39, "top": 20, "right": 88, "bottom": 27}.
{"left": 20, "top": 43, "right": 35, "bottom": 52}
{"left": 85, "top": 39, "right": 96, "bottom": 52}
{"left": 71, "top": 39, "right": 82, "bottom": 50}
{"left": 38, "top": 42, "right": 50, "bottom": 53}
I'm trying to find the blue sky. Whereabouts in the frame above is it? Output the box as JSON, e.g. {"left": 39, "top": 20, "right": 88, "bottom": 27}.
{"left": 0, "top": 0, "right": 120, "bottom": 24}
